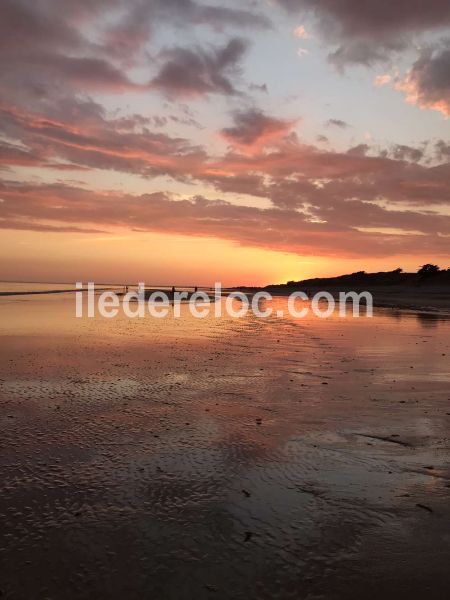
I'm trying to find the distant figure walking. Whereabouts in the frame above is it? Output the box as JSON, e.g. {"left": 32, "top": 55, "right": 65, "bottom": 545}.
{"left": 194, "top": 286, "right": 198, "bottom": 293}
{"left": 171, "top": 286, "right": 175, "bottom": 295}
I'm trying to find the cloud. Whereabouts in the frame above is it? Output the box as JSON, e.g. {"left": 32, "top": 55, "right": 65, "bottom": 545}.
{"left": 388, "top": 144, "right": 424, "bottom": 163}
{"left": 166, "top": 1, "right": 272, "bottom": 30}
{"left": 326, "top": 119, "right": 349, "bottom": 129}
{"left": 374, "top": 74, "right": 392, "bottom": 87}
{"left": 293, "top": 25, "right": 310, "bottom": 39}
{"left": 1, "top": 95, "right": 450, "bottom": 260}
{"left": 0, "top": 0, "right": 130, "bottom": 102}
{"left": 0, "top": 1, "right": 266, "bottom": 108}
{"left": 276, "top": 0, "right": 450, "bottom": 66}
{"left": 249, "top": 83, "right": 268, "bottom": 93}
{"left": 0, "top": 141, "right": 43, "bottom": 168}
{"left": 0, "top": 0, "right": 448, "bottom": 266}
{"left": 29, "top": 54, "right": 142, "bottom": 93}
{"left": 346, "top": 144, "right": 369, "bottom": 156}
{"left": 0, "top": 219, "right": 105, "bottom": 234}
{"left": 435, "top": 140, "right": 450, "bottom": 162}
{"left": 1, "top": 181, "right": 449, "bottom": 258}
{"left": 150, "top": 38, "right": 248, "bottom": 98}
{"left": 220, "top": 109, "right": 297, "bottom": 152}
{"left": 0, "top": 101, "right": 205, "bottom": 178}
{"left": 211, "top": 139, "right": 450, "bottom": 208}
{"left": 102, "top": 0, "right": 271, "bottom": 61}
{"left": 395, "top": 42, "right": 450, "bottom": 117}
{"left": 3, "top": 99, "right": 449, "bottom": 217}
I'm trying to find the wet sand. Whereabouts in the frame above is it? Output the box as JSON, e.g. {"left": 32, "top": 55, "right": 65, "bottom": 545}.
{"left": 1, "top": 296, "right": 450, "bottom": 599}
{"left": 268, "top": 286, "right": 450, "bottom": 313}
{"left": 338, "top": 286, "right": 450, "bottom": 313}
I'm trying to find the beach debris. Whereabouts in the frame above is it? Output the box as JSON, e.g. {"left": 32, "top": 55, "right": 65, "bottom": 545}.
{"left": 255, "top": 417, "right": 262, "bottom": 425}
{"left": 244, "top": 531, "right": 253, "bottom": 542}
{"left": 242, "top": 489, "right": 251, "bottom": 497}
{"left": 356, "top": 433, "right": 412, "bottom": 447}
{"left": 416, "top": 503, "right": 433, "bottom": 513}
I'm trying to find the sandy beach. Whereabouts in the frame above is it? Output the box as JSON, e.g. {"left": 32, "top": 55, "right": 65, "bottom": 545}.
{"left": 305, "top": 286, "right": 450, "bottom": 314}
{"left": 2, "top": 0, "right": 449, "bottom": 597}
{"left": 1, "top": 294, "right": 449, "bottom": 599}
{"left": 261, "top": 286, "right": 450, "bottom": 314}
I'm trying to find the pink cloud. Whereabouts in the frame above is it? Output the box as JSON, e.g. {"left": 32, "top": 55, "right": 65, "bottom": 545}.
{"left": 395, "top": 46, "right": 450, "bottom": 117}
{"left": 220, "top": 109, "right": 297, "bottom": 154}
{"left": 1, "top": 180, "right": 449, "bottom": 259}
{"left": 374, "top": 74, "right": 392, "bottom": 87}
{"left": 293, "top": 25, "right": 310, "bottom": 39}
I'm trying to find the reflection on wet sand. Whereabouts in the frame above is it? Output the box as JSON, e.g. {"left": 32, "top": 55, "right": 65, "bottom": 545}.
{"left": 415, "top": 311, "right": 450, "bottom": 328}
{"left": 0, "top": 297, "right": 449, "bottom": 599}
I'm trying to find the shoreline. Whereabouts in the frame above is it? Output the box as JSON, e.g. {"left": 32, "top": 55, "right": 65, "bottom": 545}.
{"left": 0, "top": 287, "right": 118, "bottom": 297}
{"left": 2, "top": 286, "right": 450, "bottom": 316}
{"left": 1, "top": 295, "right": 449, "bottom": 599}
{"left": 262, "top": 286, "right": 450, "bottom": 314}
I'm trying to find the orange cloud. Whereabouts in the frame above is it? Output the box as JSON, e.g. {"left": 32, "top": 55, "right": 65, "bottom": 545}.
{"left": 293, "top": 25, "right": 310, "bottom": 39}
{"left": 374, "top": 74, "right": 392, "bottom": 87}
{"left": 395, "top": 75, "right": 450, "bottom": 117}
{"left": 1, "top": 181, "right": 449, "bottom": 259}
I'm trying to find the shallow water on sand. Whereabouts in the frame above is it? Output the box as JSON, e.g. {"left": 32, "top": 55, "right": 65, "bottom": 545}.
{"left": 0, "top": 296, "right": 449, "bottom": 599}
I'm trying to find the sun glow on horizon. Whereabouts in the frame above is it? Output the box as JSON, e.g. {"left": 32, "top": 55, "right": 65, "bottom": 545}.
{"left": 0, "top": 228, "right": 443, "bottom": 288}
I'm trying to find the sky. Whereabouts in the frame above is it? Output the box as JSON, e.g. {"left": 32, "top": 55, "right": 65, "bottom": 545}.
{"left": 0, "top": 0, "right": 449, "bottom": 286}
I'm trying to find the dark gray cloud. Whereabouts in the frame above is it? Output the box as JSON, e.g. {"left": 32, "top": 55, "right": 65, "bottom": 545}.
{"left": 150, "top": 0, "right": 271, "bottom": 30}
{"left": 0, "top": 0, "right": 265, "bottom": 107}
{"left": 346, "top": 144, "right": 369, "bottom": 156}
{"left": 249, "top": 83, "right": 269, "bottom": 93}
{"left": 220, "top": 109, "right": 296, "bottom": 149}
{"left": 103, "top": 0, "right": 270, "bottom": 60}
{"left": 150, "top": 38, "right": 248, "bottom": 98}
{"left": 326, "top": 118, "right": 349, "bottom": 129}
{"left": 435, "top": 140, "right": 450, "bottom": 162}
{"left": 399, "top": 42, "right": 450, "bottom": 116}
{"left": 276, "top": 0, "right": 450, "bottom": 66}
{"left": 389, "top": 144, "right": 424, "bottom": 163}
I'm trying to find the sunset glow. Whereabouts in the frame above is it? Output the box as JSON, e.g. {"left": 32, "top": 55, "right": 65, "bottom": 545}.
{"left": 1, "top": 0, "right": 449, "bottom": 284}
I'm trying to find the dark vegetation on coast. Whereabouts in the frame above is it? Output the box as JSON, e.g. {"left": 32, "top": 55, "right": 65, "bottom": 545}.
{"left": 234, "top": 265, "right": 450, "bottom": 311}
{"left": 265, "top": 264, "right": 450, "bottom": 292}
{"left": 234, "top": 264, "right": 450, "bottom": 293}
